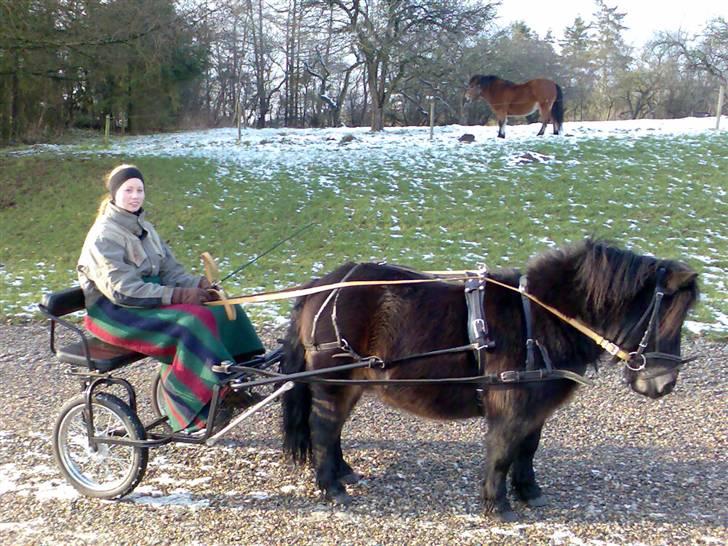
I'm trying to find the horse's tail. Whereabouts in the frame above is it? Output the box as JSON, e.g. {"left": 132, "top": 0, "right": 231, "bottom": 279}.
{"left": 281, "top": 298, "right": 312, "bottom": 464}
{"left": 552, "top": 83, "right": 564, "bottom": 133}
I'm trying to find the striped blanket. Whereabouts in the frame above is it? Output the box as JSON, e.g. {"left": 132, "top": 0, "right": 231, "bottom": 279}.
{"left": 85, "top": 296, "right": 264, "bottom": 431}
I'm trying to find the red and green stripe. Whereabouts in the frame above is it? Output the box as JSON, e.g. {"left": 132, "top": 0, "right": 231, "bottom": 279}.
{"left": 85, "top": 297, "right": 264, "bottom": 431}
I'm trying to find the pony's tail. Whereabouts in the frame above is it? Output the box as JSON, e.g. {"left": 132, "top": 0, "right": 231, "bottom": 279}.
{"left": 552, "top": 84, "right": 564, "bottom": 134}
{"left": 281, "top": 299, "right": 312, "bottom": 464}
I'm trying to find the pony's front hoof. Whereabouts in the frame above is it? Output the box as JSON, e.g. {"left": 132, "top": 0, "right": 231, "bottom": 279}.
{"left": 340, "top": 472, "right": 363, "bottom": 485}
{"left": 527, "top": 495, "right": 547, "bottom": 508}
{"left": 483, "top": 499, "right": 517, "bottom": 521}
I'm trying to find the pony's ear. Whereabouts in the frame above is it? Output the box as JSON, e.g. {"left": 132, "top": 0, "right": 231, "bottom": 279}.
{"left": 663, "top": 263, "right": 697, "bottom": 294}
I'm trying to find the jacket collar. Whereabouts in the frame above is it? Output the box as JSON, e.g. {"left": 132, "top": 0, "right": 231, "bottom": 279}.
{"left": 105, "top": 203, "right": 148, "bottom": 237}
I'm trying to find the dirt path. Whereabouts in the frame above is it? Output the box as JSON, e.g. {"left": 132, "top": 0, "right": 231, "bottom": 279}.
{"left": 0, "top": 323, "right": 725, "bottom": 545}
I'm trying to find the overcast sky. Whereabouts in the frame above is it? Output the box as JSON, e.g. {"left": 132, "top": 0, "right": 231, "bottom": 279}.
{"left": 496, "top": 0, "right": 725, "bottom": 47}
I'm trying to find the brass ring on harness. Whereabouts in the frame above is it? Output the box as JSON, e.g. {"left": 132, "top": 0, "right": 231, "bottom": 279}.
{"left": 626, "top": 352, "right": 647, "bottom": 372}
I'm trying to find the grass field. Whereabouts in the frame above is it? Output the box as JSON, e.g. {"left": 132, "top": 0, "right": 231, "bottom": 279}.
{"left": 1, "top": 124, "right": 726, "bottom": 338}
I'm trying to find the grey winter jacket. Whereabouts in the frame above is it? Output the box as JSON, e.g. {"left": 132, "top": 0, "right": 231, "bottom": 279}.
{"left": 77, "top": 203, "right": 202, "bottom": 308}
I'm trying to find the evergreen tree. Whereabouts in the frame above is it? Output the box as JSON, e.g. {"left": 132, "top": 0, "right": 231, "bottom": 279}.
{"left": 591, "top": 0, "right": 632, "bottom": 119}
{"left": 560, "top": 16, "right": 596, "bottom": 120}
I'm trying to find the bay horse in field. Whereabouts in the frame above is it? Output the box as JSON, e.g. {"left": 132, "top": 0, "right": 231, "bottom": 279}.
{"left": 465, "top": 74, "right": 564, "bottom": 138}
{"left": 281, "top": 239, "right": 698, "bottom": 521}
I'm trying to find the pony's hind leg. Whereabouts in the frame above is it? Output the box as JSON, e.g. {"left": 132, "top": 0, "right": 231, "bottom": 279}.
{"left": 497, "top": 115, "right": 507, "bottom": 138}
{"left": 510, "top": 426, "right": 547, "bottom": 507}
{"left": 309, "top": 384, "right": 361, "bottom": 504}
{"left": 537, "top": 104, "right": 550, "bottom": 136}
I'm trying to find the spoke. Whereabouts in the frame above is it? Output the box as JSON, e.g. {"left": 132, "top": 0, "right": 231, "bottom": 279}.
{"left": 57, "top": 399, "right": 140, "bottom": 493}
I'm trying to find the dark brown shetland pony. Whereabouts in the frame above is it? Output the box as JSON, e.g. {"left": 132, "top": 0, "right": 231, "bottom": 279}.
{"left": 280, "top": 239, "right": 698, "bottom": 521}
{"left": 465, "top": 74, "right": 564, "bottom": 138}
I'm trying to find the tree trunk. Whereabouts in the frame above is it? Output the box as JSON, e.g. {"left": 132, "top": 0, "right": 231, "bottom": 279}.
{"left": 10, "top": 52, "right": 20, "bottom": 142}
{"left": 366, "top": 59, "right": 384, "bottom": 131}
{"left": 716, "top": 84, "right": 725, "bottom": 130}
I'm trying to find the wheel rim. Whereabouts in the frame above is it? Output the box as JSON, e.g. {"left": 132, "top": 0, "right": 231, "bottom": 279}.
{"left": 155, "top": 377, "right": 167, "bottom": 417}
{"left": 57, "top": 402, "right": 138, "bottom": 493}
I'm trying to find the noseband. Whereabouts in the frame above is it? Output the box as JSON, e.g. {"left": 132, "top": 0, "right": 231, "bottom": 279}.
{"left": 618, "top": 267, "right": 694, "bottom": 377}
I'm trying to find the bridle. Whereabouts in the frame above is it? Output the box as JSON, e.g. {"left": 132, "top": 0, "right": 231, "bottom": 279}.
{"left": 612, "top": 267, "right": 695, "bottom": 377}
{"left": 477, "top": 267, "right": 695, "bottom": 378}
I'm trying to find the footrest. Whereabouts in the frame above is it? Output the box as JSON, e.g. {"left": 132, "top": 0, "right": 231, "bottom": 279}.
{"left": 213, "top": 347, "right": 284, "bottom": 374}
{"left": 57, "top": 337, "right": 144, "bottom": 372}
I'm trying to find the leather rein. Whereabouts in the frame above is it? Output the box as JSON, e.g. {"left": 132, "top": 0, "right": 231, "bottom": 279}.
{"left": 209, "top": 267, "right": 690, "bottom": 385}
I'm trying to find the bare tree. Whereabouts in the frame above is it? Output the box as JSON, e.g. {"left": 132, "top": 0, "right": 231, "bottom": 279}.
{"left": 305, "top": 1, "right": 496, "bottom": 131}
{"left": 654, "top": 18, "right": 727, "bottom": 125}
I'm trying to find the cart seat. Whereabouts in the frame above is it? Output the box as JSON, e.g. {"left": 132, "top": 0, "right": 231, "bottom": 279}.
{"left": 57, "top": 337, "right": 144, "bottom": 372}
{"left": 40, "top": 287, "right": 145, "bottom": 372}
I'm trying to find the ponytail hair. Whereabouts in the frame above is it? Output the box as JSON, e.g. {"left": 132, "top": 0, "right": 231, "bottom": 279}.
{"left": 95, "top": 195, "right": 111, "bottom": 219}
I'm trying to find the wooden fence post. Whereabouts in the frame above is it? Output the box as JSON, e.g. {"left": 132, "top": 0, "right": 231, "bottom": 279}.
{"left": 104, "top": 114, "right": 110, "bottom": 144}
{"left": 429, "top": 97, "right": 435, "bottom": 140}
{"left": 236, "top": 98, "right": 241, "bottom": 143}
{"left": 716, "top": 84, "right": 725, "bottom": 130}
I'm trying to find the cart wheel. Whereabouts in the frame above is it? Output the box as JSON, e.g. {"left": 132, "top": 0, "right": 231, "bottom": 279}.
{"left": 53, "top": 393, "right": 148, "bottom": 500}
{"left": 150, "top": 371, "right": 165, "bottom": 420}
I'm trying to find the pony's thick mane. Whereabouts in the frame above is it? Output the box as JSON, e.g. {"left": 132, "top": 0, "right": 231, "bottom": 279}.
{"left": 526, "top": 239, "right": 698, "bottom": 337}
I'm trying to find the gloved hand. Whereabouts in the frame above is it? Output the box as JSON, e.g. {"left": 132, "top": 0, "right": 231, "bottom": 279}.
{"left": 198, "top": 276, "right": 213, "bottom": 290}
{"left": 171, "top": 287, "right": 213, "bottom": 305}
{"left": 206, "top": 288, "right": 222, "bottom": 302}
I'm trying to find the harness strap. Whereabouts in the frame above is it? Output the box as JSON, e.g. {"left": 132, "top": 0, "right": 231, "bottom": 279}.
{"left": 305, "top": 369, "right": 593, "bottom": 386}
{"left": 520, "top": 276, "right": 536, "bottom": 370}
{"left": 233, "top": 364, "right": 594, "bottom": 389}
{"left": 310, "top": 263, "right": 361, "bottom": 348}
{"left": 520, "top": 276, "right": 554, "bottom": 372}
{"left": 464, "top": 274, "right": 495, "bottom": 405}
{"left": 212, "top": 268, "right": 664, "bottom": 364}
{"left": 303, "top": 340, "right": 341, "bottom": 352}
{"left": 210, "top": 271, "right": 633, "bottom": 361}
{"left": 208, "top": 275, "right": 468, "bottom": 305}
{"left": 465, "top": 276, "right": 495, "bottom": 362}
{"left": 386, "top": 343, "right": 480, "bottom": 365}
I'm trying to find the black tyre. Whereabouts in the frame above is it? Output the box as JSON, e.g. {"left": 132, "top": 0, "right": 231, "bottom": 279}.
{"left": 150, "top": 370, "right": 165, "bottom": 420}
{"left": 52, "top": 393, "right": 148, "bottom": 499}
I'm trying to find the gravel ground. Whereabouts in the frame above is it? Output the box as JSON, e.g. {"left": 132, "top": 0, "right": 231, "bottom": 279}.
{"left": 0, "top": 322, "right": 725, "bottom": 546}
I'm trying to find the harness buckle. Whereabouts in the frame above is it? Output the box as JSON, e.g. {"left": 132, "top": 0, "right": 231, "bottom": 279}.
{"left": 499, "top": 370, "right": 519, "bottom": 383}
{"left": 473, "top": 318, "right": 486, "bottom": 334}
{"left": 600, "top": 339, "right": 621, "bottom": 356}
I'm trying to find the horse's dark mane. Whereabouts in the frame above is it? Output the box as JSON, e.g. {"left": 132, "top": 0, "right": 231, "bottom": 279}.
{"left": 470, "top": 74, "right": 514, "bottom": 88}
{"left": 526, "top": 238, "right": 698, "bottom": 337}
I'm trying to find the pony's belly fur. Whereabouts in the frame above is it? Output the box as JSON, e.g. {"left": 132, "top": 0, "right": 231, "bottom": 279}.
{"left": 508, "top": 101, "right": 539, "bottom": 116}
{"left": 375, "top": 385, "right": 483, "bottom": 420}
